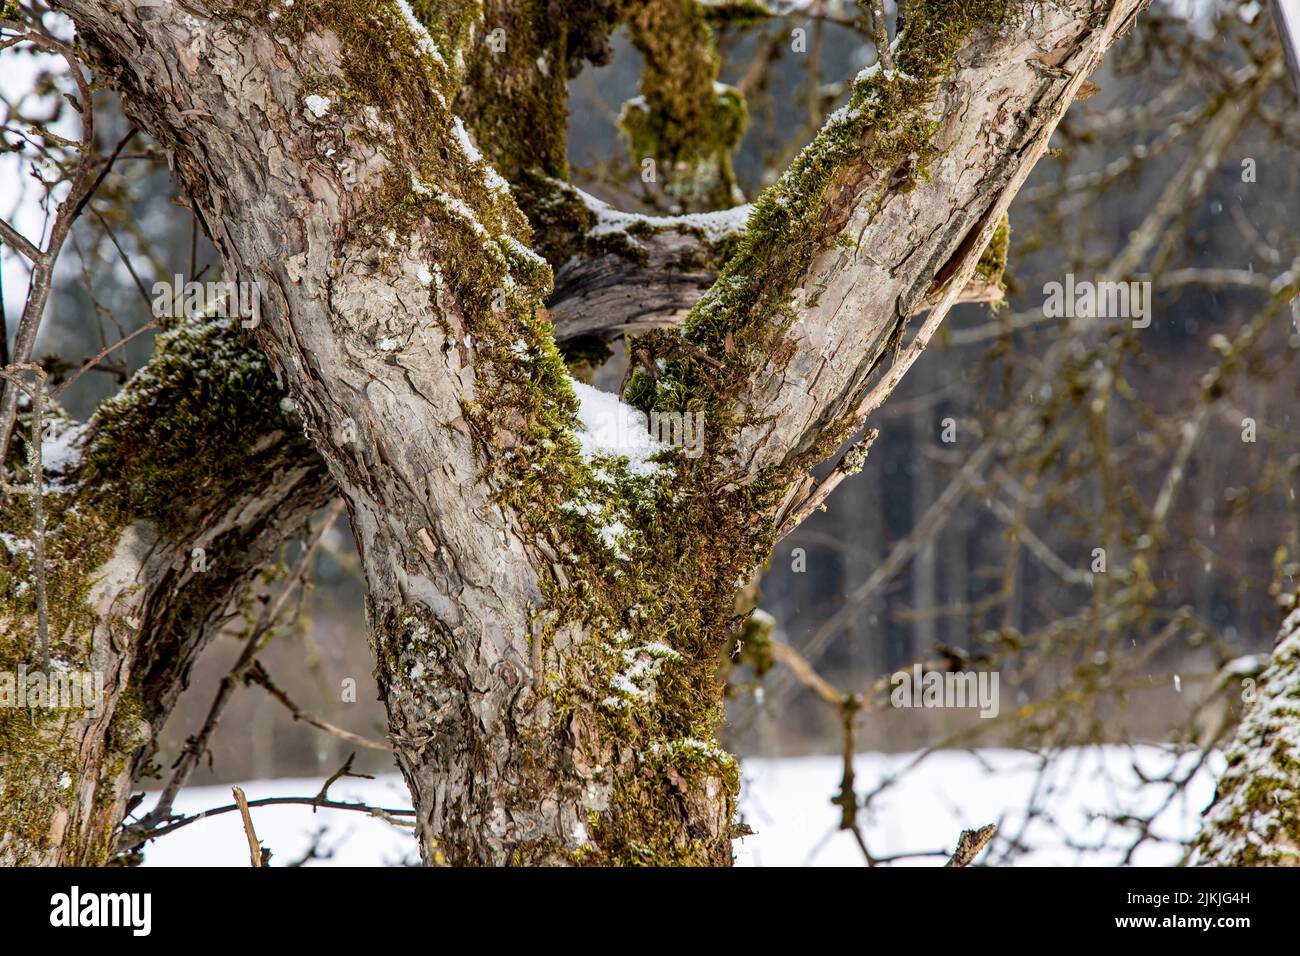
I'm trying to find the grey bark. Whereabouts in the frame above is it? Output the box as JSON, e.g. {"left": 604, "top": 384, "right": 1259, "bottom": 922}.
{"left": 20, "top": 0, "right": 1148, "bottom": 865}
{"left": 0, "top": 348, "right": 331, "bottom": 864}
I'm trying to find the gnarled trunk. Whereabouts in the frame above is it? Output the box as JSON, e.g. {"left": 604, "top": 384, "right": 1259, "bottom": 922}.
{"left": 7, "top": 0, "right": 1146, "bottom": 864}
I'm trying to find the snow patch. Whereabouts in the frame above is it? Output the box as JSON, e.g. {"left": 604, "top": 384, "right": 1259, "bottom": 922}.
{"left": 394, "top": 0, "right": 446, "bottom": 65}
{"left": 569, "top": 381, "right": 668, "bottom": 478}
{"left": 133, "top": 745, "right": 1224, "bottom": 867}
{"left": 577, "top": 186, "right": 751, "bottom": 247}
{"left": 304, "top": 94, "right": 331, "bottom": 118}
{"left": 450, "top": 116, "right": 483, "bottom": 164}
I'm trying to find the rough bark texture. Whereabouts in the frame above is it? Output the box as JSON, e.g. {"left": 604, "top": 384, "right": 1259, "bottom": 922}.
{"left": 1190, "top": 589, "right": 1300, "bottom": 865}
{"left": 4, "top": 0, "right": 1144, "bottom": 865}
{"left": 544, "top": 187, "right": 1004, "bottom": 347}
{"left": 1, "top": 316, "right": 330, "bottom": 865}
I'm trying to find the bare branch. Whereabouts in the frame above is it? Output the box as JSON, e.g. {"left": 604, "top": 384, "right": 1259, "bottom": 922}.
{"left": 232, "top": 786, "right": 265, "bottom": 867}
{"left": 245, "top": 661, "right": 394, "bottom": 752}
{"left": 946, "top": 824, "right": 997, "bottom": 867}
{"left": 0, "top": 24, "right": 97, "bottom": 469}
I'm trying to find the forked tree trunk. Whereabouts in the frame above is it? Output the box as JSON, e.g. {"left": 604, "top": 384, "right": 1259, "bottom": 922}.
{"left": 2, "top": 0, "right": 1146, "bottom": 865}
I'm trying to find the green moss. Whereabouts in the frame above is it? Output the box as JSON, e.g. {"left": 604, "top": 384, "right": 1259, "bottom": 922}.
{"left": 80, "top": 316, "right": 304, "bottom": 537}
{"left": 1197, "top": 738, "right": 1300, "bottom": 865}
{"left": 452, "top": 1, "right": 632, "bottom": 183}
{"left": 735, "top": 607, "right": 776, "bottom": 677}
{"left": 576, "top": 736, "right": 739, "bottom": 865}
{"left": 700, "top": 0, "right": 773, "bottom": 26}
{"left": 1, "top": 500, "right": 115, "bottom": 670}
{"left": 0, "top": 431, "right": 112, "bottom": 860}
{"left": 976, "top": 212, "right": 1010, "bottom": 283}
{"left": 622, "top": 0, "right": 748, "bottom": 212}
{"left": 0, "top": 308, "right": 314, "bottom": 863}
{"left": 628, "top": 0, "right": 1018, "bottom": 437}
{"left": 510, "top": 173, "right": 600, "bottom": 268}
{"left": 0, "top": 707, "right": 80, "bottom": 861}
{"left": 1190, "top": 643, "right": 1300, "bottom": 865}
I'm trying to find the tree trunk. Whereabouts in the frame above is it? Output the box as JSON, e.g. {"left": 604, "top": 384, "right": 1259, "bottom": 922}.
{"left": 1, "top": 316, "right": 330, "bottom": 865}
{"left": 13, "top": 0, "right": 1146, "bottom": 865}
{"left": 1190, "top": 589, "right": 1300, "bottom": 865}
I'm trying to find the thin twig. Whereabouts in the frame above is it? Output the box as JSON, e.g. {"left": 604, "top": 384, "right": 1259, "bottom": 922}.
{"left": 136, "top": 756, "right": 415, "bottom": 849}
{"left": 89, "top": 206, "right": 154, "bottom": 309}
{"left": 313, "top": 753, "right": 372, "bottom": 804}
{"left": 67, "top": 127, "right": 138, "bottom": 224}
{"left": 232, "top": 786, "right": 265, "bottom": 867}
{"left": 142, "top": 794, "right": 416, "bottom": 844}
{"left": 867, "top": 0, "right": 893, "bottom": 71}
{"left": 0, "top": 216, "right": 41, "bottom": 263}
{"left": 769, "top": 641, "right": 845, "bottom": 706}
{"left": 52, "top": 319, "right": 159, "bottom": 398}
{"left": 246, "top": 662, "right": 394, "bottom": 751}
{"left": 0, "top": 27, "right": 97, "bottom": 469}
{"left": 946, "top": 824, "right": 997, "bottom": 867}
{"left": 0, "top": 253, "right": 8, "bottom": 369}
{"left": 775, "top": 428, "right": 878, "bottom": 541}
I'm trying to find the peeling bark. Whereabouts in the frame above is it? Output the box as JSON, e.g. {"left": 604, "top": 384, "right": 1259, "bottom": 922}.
{"left": 18, "top": 0, "right": 1147, "bottom": 865}
{"left": 0, "top": 317, "right": 331, "bottom": 865}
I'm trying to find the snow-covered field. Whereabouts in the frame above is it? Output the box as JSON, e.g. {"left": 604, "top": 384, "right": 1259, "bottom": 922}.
{"left": 137, "top": 746, "right": 1224, "bottom": 866}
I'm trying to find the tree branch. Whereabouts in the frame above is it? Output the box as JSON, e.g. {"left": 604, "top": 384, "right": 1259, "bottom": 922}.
{"left": 630, "top": 0, "right": 1146, "bottom": 489}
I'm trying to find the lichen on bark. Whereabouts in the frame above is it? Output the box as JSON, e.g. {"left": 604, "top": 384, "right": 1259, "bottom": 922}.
{"left": 1191, "top": 590, "right": 1300, "bottom": 865}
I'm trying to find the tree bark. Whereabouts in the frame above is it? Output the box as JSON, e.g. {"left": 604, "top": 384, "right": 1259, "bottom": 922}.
{"left": 17, "top": 0, "right": 1146, "bottom": 865}
{"left": 1, "top": 316, "right": 331, "bottom": 865}
{"left": 1190, "top": 589, "right": 1300, "bottom": 865}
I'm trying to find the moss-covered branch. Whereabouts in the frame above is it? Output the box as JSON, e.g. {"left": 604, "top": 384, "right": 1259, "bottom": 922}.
{"left": 625, "top": 0, "right": 1137, "bottom": 490}
{"left": 0, "top": 313, "right": 331, "bottom": 864}
{"left": 623, "top": 0, "right": 747, "bottom": 212}
{"left": 1190, "top": 590, "right": 1300, "bottom": 865}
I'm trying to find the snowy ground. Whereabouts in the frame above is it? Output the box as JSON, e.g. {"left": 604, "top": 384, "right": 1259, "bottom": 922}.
{"left": 136, "top": 745, "right": 1223, "bottom": 866}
